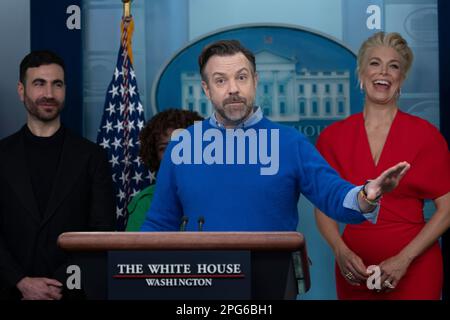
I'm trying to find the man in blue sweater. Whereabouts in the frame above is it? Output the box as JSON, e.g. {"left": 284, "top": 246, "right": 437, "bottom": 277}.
{"left": 141, "top": 40, "right": 410, "bottom": 231}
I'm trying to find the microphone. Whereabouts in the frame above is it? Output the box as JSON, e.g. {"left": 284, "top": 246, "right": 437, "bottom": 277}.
{"left": 179, "top": 216, "right": 189, "bottom": 231}
{"left": 197, "top": 216, "right": 205, "bottom": 231}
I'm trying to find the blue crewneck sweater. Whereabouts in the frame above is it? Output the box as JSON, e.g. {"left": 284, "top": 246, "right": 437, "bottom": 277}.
{"left": 141, "top": 117, "right": 367, "bottom": 231}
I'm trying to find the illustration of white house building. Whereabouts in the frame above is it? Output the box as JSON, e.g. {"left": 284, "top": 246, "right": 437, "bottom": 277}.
{"left": 181, "top": 50, "right": 350, "bottom": 123}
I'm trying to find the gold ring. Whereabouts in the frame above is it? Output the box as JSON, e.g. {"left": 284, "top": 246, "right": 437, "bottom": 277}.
{"left": 345, "top": 272, "right": 354, "bottom": 280}
{"left": 383, "top": 280, "right": 395, "bottom": 289}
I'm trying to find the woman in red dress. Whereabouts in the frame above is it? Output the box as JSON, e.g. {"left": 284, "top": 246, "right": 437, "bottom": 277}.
{"left": 315, "top": 32, "right": 450, "bottom": 299}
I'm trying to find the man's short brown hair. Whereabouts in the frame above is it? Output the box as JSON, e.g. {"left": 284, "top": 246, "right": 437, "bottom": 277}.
{"left": 198, "top": 40, "right": 256, "bottom": 82}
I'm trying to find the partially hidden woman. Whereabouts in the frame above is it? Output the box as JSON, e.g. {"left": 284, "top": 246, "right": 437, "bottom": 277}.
{"left": 125, "top": 109, "right": 203, "bottom": 231}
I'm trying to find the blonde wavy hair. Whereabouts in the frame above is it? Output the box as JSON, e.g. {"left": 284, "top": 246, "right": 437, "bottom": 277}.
{"left": 357, "top": 32, "right": 414, "bottom": 82}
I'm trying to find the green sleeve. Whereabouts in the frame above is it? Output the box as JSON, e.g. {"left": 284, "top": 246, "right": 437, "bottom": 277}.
{"left": 125, "top": 185, "right": 155, "bottom": 231}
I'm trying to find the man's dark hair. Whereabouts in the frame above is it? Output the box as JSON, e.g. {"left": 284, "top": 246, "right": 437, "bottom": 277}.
{"left": 198, "top": 40, "right": 256, "bottom": 82}
{"left": 19, "top": 50, "right": 66, "bottom": 83}
{"left": 139, "top": 109, "right": 204, "bottom": 173}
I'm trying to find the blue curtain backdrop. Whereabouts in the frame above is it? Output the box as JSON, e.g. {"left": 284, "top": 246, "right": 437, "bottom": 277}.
{"left": 30, "top": 0, "right": 83, "bottom": 135}
{"left": 438, "top": 0, "right": 450, "bottom": 302}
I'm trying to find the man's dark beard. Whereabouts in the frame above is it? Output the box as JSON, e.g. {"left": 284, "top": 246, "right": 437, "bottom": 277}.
{"left": 24, "top": 96, "right": 63, "bottom": 122}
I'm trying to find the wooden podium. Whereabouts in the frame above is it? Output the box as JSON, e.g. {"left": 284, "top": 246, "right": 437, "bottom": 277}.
{"left": 58, "top": 232, "right": 310, "bottom": 300}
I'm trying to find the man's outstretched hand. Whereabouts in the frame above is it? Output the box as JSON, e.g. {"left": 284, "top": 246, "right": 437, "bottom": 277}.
{"left": 366, "top": 161, "right": 411, "bottom": 200}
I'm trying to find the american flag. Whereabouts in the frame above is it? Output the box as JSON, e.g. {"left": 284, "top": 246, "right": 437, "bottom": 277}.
{"left": 97, "top": 16, "right": 151, "bottom": 230}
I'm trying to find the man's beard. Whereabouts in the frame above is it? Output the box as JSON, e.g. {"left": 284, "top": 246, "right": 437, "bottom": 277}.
{"left": 215, "top": 94, "right": 254, "bottom": 126}
{"left": 24, "top": 95, "right": 64, "bottom": 122}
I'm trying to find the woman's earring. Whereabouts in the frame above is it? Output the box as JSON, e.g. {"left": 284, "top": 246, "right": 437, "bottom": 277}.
{"left": 360, "top": 82, "right": 364, "bottom": 93}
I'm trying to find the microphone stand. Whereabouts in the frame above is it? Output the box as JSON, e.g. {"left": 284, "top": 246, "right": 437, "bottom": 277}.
{"left": 179, "top": 216, "right": 189, "bottom": 231}
{"left": 197, "top": 216, "right": 205, "bottom": 231}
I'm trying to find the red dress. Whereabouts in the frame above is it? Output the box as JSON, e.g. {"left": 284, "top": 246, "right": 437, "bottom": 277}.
{"left": 316, "top": 110, "right": 450, "bottom": 300}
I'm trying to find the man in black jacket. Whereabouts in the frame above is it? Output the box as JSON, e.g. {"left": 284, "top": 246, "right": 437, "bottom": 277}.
{"left": 0, "top": 50, "right": 116, "bottom": 300}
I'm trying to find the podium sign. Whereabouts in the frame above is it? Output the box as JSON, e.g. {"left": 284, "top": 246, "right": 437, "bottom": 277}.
{"left": 58, "top": 232, "right": 310, "bottom": 300}
{"left": 108, "top": 250, "right": 251, "bottom": 300}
